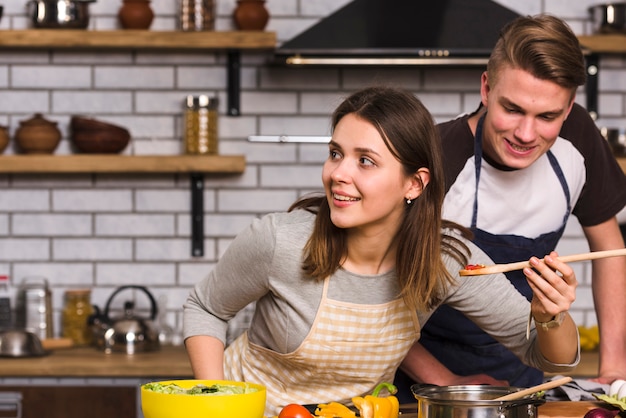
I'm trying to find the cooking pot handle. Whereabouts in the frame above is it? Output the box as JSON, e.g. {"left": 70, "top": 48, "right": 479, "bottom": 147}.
{"left": 103, "top": 285, "right": 158, "bottom": 321}
{"left": 501, "top": 396, "right": 546, "bottom": 410}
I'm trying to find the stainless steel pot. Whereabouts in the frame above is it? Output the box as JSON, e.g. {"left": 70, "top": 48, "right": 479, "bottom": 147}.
{"left": 411, "top": 384, "right": 545, "bottom": 418}
{"left": 28, "top": 0, "right": 96, "bottom": 29}
{"left": 589, "top": 3, "right": 626, "bottom": 34}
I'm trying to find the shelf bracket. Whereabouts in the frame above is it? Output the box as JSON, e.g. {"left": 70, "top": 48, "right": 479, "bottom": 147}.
{"left": 191, "top": 173, "right": 204, "bottom": 257}
{"left": 585, "top": 53, "right": 599, "bottom": 120}
{"left": 227, "top": 50, "right": 241, "bottom": 117}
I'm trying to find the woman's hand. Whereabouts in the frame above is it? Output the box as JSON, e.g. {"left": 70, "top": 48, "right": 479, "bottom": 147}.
{"left": 524, "top": 251, "right": 577, "bottom": 322}
{"left": 523, "top": 251, "right": 579, "bottom": 365}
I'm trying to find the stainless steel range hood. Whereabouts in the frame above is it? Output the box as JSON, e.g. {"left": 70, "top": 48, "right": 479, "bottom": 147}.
{"left": 276, "top": 0, "right": 521, "bottom": 66}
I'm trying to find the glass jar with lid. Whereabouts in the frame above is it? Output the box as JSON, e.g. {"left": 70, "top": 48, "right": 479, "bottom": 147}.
{"left": 183, "top": 95, "right": 218, "bottom": 155}
{"left": 62, "top": 289, "right": 94, "bottom": 346}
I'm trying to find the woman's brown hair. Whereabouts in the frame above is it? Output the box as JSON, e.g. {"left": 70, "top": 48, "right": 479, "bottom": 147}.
{"left": 290, "top": 86, "right": 470, "bottom": 312}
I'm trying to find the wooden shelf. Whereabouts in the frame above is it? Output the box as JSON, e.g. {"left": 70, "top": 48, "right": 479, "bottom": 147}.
{"left": 0, "top": 30, "right": 277, "bottom": 116}
{"left": 0, "top": 29, "right": 276, "bottom": 50}
{"left": 0, "top": 155, "right": 246, "bottom": 174}
{"left": 578, "top": 34, "right": 626, "bottom": 54}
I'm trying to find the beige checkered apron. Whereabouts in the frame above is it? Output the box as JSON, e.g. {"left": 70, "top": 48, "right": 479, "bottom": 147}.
{"left": 224, "top": 277, "right": 420, "bottom": 416}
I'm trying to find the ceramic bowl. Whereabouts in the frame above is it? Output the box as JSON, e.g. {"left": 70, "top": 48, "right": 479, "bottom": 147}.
{"left": 70, "top": 116, "right": 131, "bottom": 153}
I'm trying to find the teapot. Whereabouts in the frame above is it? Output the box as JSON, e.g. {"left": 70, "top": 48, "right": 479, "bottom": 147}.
{"left": 90, "top": 285, "right": 160, "bottom": 354}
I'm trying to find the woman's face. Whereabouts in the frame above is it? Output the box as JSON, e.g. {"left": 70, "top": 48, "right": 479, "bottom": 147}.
{"left": 322, "top": 113, "right": 423, "bottom": 236}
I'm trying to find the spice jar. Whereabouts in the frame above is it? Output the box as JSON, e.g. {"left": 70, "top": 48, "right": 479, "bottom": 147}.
{"left": 180, "top": 0, "right": 215, "bottom": 31}
{"left": 183, "top": 95, "right": 218, "bottom": 154}
{"left": 62, "top": 289, "right": 94, "bottom": 346}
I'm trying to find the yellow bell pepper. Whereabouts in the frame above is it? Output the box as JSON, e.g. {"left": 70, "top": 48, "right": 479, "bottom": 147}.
{"left": 351, "top": 382, "right": 399, "bottom": 418}
{"left": 315, "top": 401, "right": 357, "bottom": 417}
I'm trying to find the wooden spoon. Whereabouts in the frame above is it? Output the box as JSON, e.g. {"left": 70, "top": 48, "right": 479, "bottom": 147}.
{"left": 459, "top": 248, "right": 626, "bottom": 276}
{"left": 493, "top": 376, "right": 573, "bottom": 401}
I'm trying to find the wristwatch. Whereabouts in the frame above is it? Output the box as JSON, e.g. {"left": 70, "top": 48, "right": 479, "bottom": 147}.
{"left": 534, "top": 312, "right": 565, "bottom": 331}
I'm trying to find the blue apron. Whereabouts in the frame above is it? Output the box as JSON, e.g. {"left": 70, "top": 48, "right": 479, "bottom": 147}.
{"left": 419, "top": 114, "right": 572, "bottom": 386}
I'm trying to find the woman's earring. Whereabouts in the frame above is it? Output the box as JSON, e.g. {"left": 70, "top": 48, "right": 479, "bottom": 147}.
{"left": 406, "top": 196, "right": 412, "bottom": 205}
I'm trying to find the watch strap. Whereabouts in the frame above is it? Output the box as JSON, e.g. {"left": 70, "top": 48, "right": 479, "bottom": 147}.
{"left": 534, "top": 311, "right": 565, "bottom": 331}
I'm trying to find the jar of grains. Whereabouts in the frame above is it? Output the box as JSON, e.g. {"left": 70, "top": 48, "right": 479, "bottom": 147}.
{"left": 62, "top": 289, "right": 94, "bottom": 346}
{"left": 183, "top": 95, "right": 218, "bottom": 155}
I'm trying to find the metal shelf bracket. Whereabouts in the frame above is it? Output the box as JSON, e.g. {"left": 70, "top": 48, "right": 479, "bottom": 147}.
{"left": 227, "top": 50, "right": 241, "bottom": 117}
{"left": 191, "top": 173, "right": 204, "bottom": 257}
{"left": 585, "top": 53, "right": 599, "bottom": 120}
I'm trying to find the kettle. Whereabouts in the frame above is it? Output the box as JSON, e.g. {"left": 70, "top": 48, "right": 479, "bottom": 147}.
{"left": 90, "top": 285, "right": 160, "bottom": 354}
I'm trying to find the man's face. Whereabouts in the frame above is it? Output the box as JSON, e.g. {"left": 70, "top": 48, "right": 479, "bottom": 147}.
{"left": 480, "top": 65, "right": 575, "bottom": 169}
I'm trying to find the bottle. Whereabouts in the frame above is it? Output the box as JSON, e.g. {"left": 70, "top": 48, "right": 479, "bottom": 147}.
{"left": 156, "top": 294, "right": 175, "bottom": 345}
{"left": 180, "top": 0, "right": 215, "bottom": 31}
{"left": 183, "top": 95, "right": 219, "bottom": 155}
{"left": 62, "top": 289, "right": 94, "bottom": 346}
{"left": 15, "top": 277, "right": 53, "bottom": 339}
{"left": 0, "top": 275, "right": 12, "bottom": 330}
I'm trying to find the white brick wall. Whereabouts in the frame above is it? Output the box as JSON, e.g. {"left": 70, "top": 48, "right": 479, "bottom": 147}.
{"left": 0, "top": 0, "right": 622, "bottom": 344}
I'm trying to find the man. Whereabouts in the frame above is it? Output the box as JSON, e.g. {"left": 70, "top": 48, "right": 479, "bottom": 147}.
{"left": 397, "top": 14, "right": 626, "bottom": 398}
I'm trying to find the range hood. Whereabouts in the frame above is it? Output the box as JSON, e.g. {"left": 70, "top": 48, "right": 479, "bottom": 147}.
{"left": 276, "top": 0, "right": 521, "bottom": 66}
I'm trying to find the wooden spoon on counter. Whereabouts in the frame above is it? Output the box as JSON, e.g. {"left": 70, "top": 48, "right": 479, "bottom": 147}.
{"left": 41, "top": 337, "right": 74, "bottom": 350}
{"left": 494, "top": 376, "right": 573, "bottom": 401}
{"left": 459, "top": 248, "right": 626, "bottom": 276}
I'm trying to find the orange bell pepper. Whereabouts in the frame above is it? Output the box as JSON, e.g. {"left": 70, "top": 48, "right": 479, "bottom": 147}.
{"left": 351, "top": 382, "right": 399, "bottom": 418}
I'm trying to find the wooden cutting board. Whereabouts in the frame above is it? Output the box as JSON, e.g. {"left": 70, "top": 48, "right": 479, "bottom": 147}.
{"left": 538, "top": 401, "right": 602, "bottom": 418}
{"left": 398, "top": 401, "right": 602, "bottom": 418}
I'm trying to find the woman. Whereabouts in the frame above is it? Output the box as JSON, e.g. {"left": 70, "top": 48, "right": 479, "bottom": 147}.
{"left": 183, "top": 86, "right": 579, "bottom": 415}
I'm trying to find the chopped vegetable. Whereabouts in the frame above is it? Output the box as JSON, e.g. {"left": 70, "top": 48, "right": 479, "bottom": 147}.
{"left": 464, "top": 264, "right": 486, "bottom": 270}
{"left": 278, "top": 403, "right": 314, "bottom": 418}
{"left": 583, "top": 407, "right": 619, "bottom": 418}
{"left": 314, "top": 401, "right": 356, "bottom": 417}
{"left": 142, "top": 382, "right": 258, "bottom": 396}
{"left": 351, "top": 382, "right": 399, "bottom": 418}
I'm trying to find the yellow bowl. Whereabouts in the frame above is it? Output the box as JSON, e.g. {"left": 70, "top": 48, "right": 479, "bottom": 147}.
{"left": 141, "top": 379, "right": 266, "bottom": 418}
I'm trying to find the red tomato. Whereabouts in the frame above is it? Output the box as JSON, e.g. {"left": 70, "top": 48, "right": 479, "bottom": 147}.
{"left": 278, "top": 403, "right": 313, "bottom": 418}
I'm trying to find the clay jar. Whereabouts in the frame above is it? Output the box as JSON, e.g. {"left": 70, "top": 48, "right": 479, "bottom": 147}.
{"left": 118, "top": 0, "right": 154, "bottom": 30}
{"left": 0, "top": 125, "right": 9, "bottom": 154}
{"left": 15, "top": 113, "right": 61, "bottom": 154}
{"left": 233, "top": 0, "right": 269, "bottom": 31}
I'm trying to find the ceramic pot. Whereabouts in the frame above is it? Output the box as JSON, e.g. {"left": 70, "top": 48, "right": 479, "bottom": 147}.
{"left": 233, "top": 0, "right": 269, "bottom": 31}
{"left": 0, "top": 125, "right": 9, "bottom": 154}
{"left": 118, "top": 0, "right": 154, "bottom": 30}
{"left": 15, "top": 113, "right": 61, "bottom": 154}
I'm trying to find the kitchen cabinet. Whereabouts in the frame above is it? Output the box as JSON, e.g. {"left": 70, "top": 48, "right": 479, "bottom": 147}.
{"left": 577, "top": 34, "right": 626, "bottom": 119}
{"left": 0, "top": 386, "right": 136, "bottom": 418}
{"left": 0, "top": 346, "right": 189, "bottom": 416}
{"left": 0, "top": 29, "right": 277, "bottom": 116}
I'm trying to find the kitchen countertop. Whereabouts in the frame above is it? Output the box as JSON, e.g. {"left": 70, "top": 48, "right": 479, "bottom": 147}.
{"left": 0, "top": 345, "right": 193, "bottom": 378}
{"left": 0, "top": 346, "right": 598, "bottom": 378}
{"left": 398, "top": 401, "right": 602, "bottom": 418}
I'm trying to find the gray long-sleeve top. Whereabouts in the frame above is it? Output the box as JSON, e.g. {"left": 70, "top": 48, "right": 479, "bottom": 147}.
{"left": 184, "top": 209, "right": 579, "bottom": 373}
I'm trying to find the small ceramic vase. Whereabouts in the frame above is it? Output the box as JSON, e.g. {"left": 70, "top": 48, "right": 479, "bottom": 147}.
{"left": 118, "top": 0, "right": 155, "bottom": 30}
{"left": 233, "top": 0, "right": 269, "bottom": 31}
{"left": 15, "top": 113, "right": 61, "bottom": 154}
